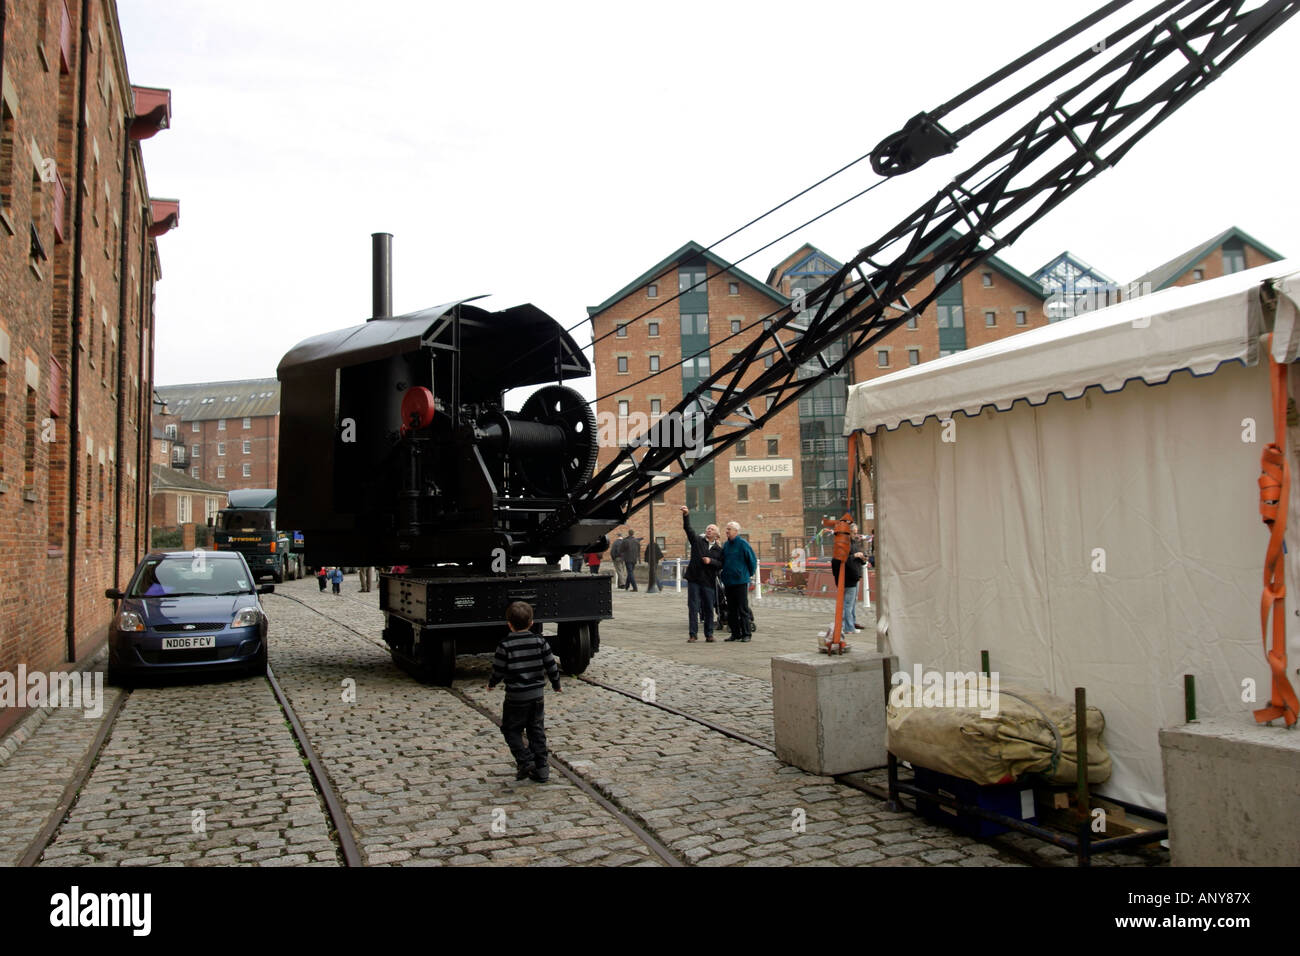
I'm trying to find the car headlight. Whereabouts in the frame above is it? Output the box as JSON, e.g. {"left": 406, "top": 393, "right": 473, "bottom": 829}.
{"left": 232, "top": 607, "right": 262, "bottom": 629}
{"left": 118, "top": 610, "right": 145, "bottom": 632}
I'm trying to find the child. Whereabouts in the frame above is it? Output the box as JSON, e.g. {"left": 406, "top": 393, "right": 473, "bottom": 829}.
{"left": 329, "top": 567, "right": 343, "bottom": 594}
{"left": 487, "top": 601, "right": 562, "bottom": 782}
{"left": 316, "top": 567, "right": 327, "bottom": 592}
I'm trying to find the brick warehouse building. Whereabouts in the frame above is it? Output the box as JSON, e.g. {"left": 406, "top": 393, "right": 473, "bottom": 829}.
{"left": 154, "top": 378, "right": 280, "bottom": 493}
{"left": 0, "top": 0, "right": 175, "bottom": 720}
{"left": 589, "top": 238, "right": 1053, "bottom": 562}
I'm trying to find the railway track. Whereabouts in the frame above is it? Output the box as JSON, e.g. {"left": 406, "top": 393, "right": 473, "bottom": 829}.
{"left": 269, "top": 590, "right": 684, "bottom": 866}
{"left": 288, "top": 585, "right": 1060, "bottom": 869}
{"left": 16, "top": 661, "right": 362, "bottom": 868}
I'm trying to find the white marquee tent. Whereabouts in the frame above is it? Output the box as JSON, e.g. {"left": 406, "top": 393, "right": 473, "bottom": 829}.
{"left": 845, "top": 259, "right": 1300, "bottom": 809}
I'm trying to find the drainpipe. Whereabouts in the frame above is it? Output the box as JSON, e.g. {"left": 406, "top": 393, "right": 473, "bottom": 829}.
{"left": 134, "top": 186, "right": 147, "bottom": 562}
{"left": 112, "top": 130, "right": 131, "bottom": 590}
{"left": 64, "top": 0, "right": 91, "bottom": 664}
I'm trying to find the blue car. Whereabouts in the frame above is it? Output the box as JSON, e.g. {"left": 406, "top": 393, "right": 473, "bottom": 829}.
{"left": 105, "top": 550, "right": 273, "bottom": 685}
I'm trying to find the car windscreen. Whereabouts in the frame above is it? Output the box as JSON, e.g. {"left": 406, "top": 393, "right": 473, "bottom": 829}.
{"left": 128, "top": 557, "right": 255, "bottom": 597}
{"left": 216, "top": 509, "right": 273, "bottom": 531}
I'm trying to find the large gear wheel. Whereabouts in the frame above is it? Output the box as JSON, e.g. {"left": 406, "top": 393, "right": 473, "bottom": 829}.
{"left": 513, "top": 385, "right": 598, "bottom": 498}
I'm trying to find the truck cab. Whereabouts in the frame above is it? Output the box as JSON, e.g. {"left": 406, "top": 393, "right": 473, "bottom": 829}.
{"left": 213, "top": 489, "right": 298, "bottom": 582}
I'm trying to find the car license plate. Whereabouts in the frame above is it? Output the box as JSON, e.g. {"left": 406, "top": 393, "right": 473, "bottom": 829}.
{"left": 161, "top": 636, "right": 216, "bottom": 650}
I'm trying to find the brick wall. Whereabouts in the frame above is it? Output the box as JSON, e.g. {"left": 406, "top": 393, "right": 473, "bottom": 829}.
{"left": 0, "top": 0, "right": 165, "bottom": 697}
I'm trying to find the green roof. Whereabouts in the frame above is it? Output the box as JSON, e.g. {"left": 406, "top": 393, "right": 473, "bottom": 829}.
{"left": 1130, "top": 226, "right": 1285, "bottom": 292}
{"left": 587, "top": 240, "right": 790, "bottom": 319}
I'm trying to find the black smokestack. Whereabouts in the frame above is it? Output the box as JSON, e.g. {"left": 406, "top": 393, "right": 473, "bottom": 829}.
{"left": 371, "top": 232, "right": 392, "bottom": 320}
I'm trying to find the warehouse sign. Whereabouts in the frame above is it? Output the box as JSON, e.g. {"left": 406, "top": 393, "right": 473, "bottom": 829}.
{"left": 729, "top": 459, "right": 794, "bottom": 481}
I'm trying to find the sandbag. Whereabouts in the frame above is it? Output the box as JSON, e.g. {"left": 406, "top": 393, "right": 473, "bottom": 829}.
{"left": 887, "top": 684, "right": 1111, "bottom": 786}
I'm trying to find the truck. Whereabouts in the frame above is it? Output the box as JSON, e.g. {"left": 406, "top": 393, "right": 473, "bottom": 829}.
{"left": 213, "top": 489, "right": 302, "bottom": 583}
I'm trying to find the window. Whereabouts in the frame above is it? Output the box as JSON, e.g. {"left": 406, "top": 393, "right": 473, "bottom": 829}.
{"left": 730, "top": 319, "right": 742, "bottom": 334}
{"left": 191, "top": 421, "right": 199, "bottom": 432}
{"left": 737, "top": 484, "right": 748, "bottom": 502}
{"left": 1193, "top": 269, "right": 1205, "bottom": 281}
{"left": 0, "top": 98, "right": 16, "bottom": 219}
{"left": 768, "top": 483, "right": 781, "bottom": 501}
{"left": 217, "top": 464, "right": 225, "bottom": 479}
{"left": 982, "top": 272, "right": 993, "bottom": 287}
{"left": 766, "top": 438, "right": 778, "bottom": 456}
{"left": 937, "top": 305, "right": 965, "bottom": 328}
{"left": 647, "top": 283, "right": 658, "bottom": 298}
{"left": 682, "top": 313, "right": 708, "bottom": 335}
{"left": 765, "top": 396, "right": 776, "bottom": 412}
{"left": 217, "top": 442, "right": 226, "bottom": 456}
{"left": 678, "top": 269, "right": 707, "bottom": 293}
{"left": 617, "top": 356, "right": 628, "bottom": 374}
{"left": 762, "top": 319, "right": 772, "bottom": 330}
{"left": 763, "top": 354, "right": 773, "bottom": 368}
{"left": 191, "top": 444, "right": 199, "bottom": 457}
{"left": 616, "top": 323, "right": 627, "bottom": 338}
{"left": 242, "top": 463, "right": 251, "bottom": 478}
{"left": 242, "top": 417, "right": 251, "bottom": 429}
{"left": 172, "top": 447, "right": 184, "bottom": 463}
{"left": 242, "top": 440, "right": 251, "bottom": 454}
{"left": 906, "top": 315, "right": 917, "bottom": 330}
{"left": 985, "top": 311, "right": 996, "bottom": 327}
{"left": 647, "top": 321, "right": 659, "bottom": 337}
{"left": 908, "top": 348, "right": 920, "bottom": 366}
{"left": 206, "top": 497, "right": 220, "bottom": 524}
{"left": 178, "top": 494, "right": 191, "bottom": 524}
{"left": 617, "top": 400, "right": 629, "bottom": 418}
{"left": 165, "top": 423, "right": 177, "bottom": 439}
{"left": 728, "top": 282, "right": 739, "bottom": 295}
{"left": 877, "top": 350, "right": 890, "bottom": 367}
{"left": 1015, "top": 310, "right": 1027, "bottom": 326}
{"left": 1222, "top": 238, "right": 1246, "bottom": 275}
{"left": 649, "top": 355, "right": 660, "bottom": 372}
{"left": 191, "top": 467, "right": 198, "bottom": 479}
{"left": 650, "top": 399, "right": 661, "bottom": 416}
{"left": 737, "top": 439, "right": 747, "bottom": 457}
{"left": 217, "top": 418, "right": 226, "bottom": 430}
{"left": 23, "top": 387, "right": 38, "bottom": 493}
{"left": 683, "top": 355, "right": 711, "bottom": 378}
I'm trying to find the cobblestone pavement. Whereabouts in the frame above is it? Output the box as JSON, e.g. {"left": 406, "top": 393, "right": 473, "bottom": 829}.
{"left": 0, "top": 572, "right": 1166, "bottom": 866}
{"left": 0, "top": 687, "right": 124, "bottom": 866}
{"left": 39, "top": 677, "right": 339, "bottom": 867}
{"left": 263, "top": 589, "right": 661, "bottom": 867}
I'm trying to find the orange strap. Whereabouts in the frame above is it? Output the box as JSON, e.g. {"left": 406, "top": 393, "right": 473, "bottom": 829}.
{"left": 1255, "top": 335, "right": 1299, "bottom": 727}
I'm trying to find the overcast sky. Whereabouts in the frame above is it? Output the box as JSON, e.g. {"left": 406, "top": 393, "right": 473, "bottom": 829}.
{"left": 117, "top": 0, "right": 1300, "bottom": 401}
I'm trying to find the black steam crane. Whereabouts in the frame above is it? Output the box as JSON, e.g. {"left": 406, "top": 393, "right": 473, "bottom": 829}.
{"left": 279, "top": 0, "right": 1297, "bottom": 685}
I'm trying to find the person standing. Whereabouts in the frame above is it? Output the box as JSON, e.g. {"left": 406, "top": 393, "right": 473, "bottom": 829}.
{"left": 585, "top": 549, "right": 602, "bottom": 574}
{"left": 329, "top": 567, "right": 343, "bottom": 595}
{"left": 624, "top": 533, "right": 642, "bottom": 592}
{"left": 831, "top": 523, "right": 867, "bottom": 635}
{"left": 719, "top": 522, "right": 758, "bottom": 642}
{"left": 357, "top": 565, "right": 373, "bottom": 592}
{"left": 646, "top": 538, "right": 664, "bottom": 589}
{"left": 681, "top": 507, "right": 722, "bottom": 642}
{"left": 611, "top": 532, "right": 628, "bottom": 589}
{"left": 316, "top": 566, "right": 327, "bottom": 592}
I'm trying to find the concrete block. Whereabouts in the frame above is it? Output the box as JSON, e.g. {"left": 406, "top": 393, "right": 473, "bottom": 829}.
{"left": 772, "top": 651, "right": 897, "bottom": 776}
{"left": 1160, "top": 715, "right": 1300, "bottom": 866}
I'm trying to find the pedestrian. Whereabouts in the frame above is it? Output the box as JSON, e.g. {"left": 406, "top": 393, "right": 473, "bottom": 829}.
{"left": 586, "top": 549, "right": 602, "bottom": 574}
{"left": 681, "top": 506, "right": 722, "bottom": 642}
{"left": 831, "top": 523, "right": 867, "bottom": 635}
{"left": 329, "top": 567, "right": 343, "bottom": 594}
{"left": 719, "top": 521, "right": 758, "bottom": 642}
{"left": 624, "top": 532, "right": 642, "bottom": 591}
{"left": 646, "top": 537, "right": 664, "bottom": 589}
{"left": 357, "top": 566, "right": 373, "bottom": 592}
{"left": 611, "top": 532, "right": 628, "bottom": 589}
{"left": 488, "top": 601, "right": 562, "bottom": 782}
{"left": 316, "top": 566, "right": 327, "bottom": 592}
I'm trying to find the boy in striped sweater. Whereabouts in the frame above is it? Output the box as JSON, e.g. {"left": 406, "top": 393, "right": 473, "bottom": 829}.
{"left": 488, "top": 601, "right": 563, "bottom": 782}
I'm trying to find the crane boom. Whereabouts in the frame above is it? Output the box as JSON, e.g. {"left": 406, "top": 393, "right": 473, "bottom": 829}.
{"left": 543, "top": 0, "right": 1299, "bottom": 541}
